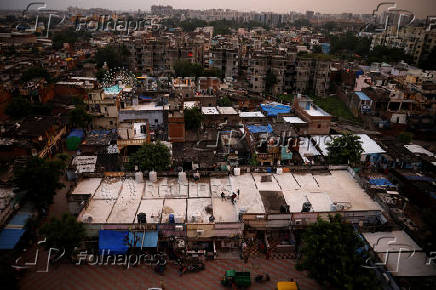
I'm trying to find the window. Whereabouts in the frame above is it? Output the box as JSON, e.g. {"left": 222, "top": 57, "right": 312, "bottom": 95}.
{"left": 317, "top": 124, "right": 321, "bottom": 128}
{"left": 155, "top": 119, "right": 158, "bottom": 123}
{"left": 109, "top": 121, "right": 113, "bottom": 125}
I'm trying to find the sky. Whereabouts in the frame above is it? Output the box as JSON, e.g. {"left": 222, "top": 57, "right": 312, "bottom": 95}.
{"left": 1, "top": 0, "right": 435, "bottom": 18}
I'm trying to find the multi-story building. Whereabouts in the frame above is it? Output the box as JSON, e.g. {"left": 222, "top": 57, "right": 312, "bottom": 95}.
{"left": 371, "top": 26, "right": 436, "bottom": 64}
{"left": 209, "top": 47, "right": 238, "bottom": 79}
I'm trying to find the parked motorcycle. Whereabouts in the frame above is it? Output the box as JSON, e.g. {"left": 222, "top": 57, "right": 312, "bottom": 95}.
{"left": 177, "top": 259, "right": 205, "bottom": 276}
{"left": 254, "top": 273, "right": 270, "bottom": 283}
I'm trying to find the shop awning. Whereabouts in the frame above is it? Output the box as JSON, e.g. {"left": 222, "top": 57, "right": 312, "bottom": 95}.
{"left": 98, "top": 230, "right": 129, "bottom": 255}
{"left": 129, "top": 231, "right": 158, "bottom": 248}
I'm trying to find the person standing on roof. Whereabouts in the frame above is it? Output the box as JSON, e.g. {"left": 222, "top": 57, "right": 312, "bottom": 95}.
{"left": 231, "top": 192, "right": 237, "bottom": 204}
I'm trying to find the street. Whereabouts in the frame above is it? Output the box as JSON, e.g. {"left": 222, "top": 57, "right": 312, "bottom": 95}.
{"left": 19, "top": 256, "right": 322, "bottom": 290}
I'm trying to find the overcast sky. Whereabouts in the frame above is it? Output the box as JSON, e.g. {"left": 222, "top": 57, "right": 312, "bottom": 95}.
{"left": 1, "top": 0, "right": 435, "bottom": 18}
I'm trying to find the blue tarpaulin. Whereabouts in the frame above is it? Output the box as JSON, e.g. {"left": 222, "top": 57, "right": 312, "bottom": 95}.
{"left": 8, "top": 213, "right": 31, "bottom": 226}
{"left": 139, "top": 95, "right": 153, "bottom": 101}
{"left": 355, "top": 91, "right": 371, "bottom": 101}
{"left": 369, "top": 178, "right": 393, "bottom": 187}
{"left": 404, "top": 175, "right": 434, "bottom": 182}
{"left": 0, "top": 229, "right": 25, "bottom": 250}
{"left": 67, "top": 129, "right": 84, "bottom": 139}
{"left": 260, "top": 103, "right": 291, "bottom": 116}
{"left": 246, "top": 124, "right": 273, "bottom": 134}
{"left": 99, "top": 230, "right": 129, "bottom": 255}
{"left": 129, "top": 231, "right": 158, "bottom": 248}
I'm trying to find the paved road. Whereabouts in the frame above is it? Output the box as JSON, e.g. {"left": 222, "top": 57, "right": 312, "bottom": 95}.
{"left": 20, "top": 257, "right": 322, "bottom": 290}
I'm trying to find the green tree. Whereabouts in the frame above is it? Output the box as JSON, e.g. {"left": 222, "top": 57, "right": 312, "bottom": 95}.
{"left": 14, "top": 157, "right": 65, "bottom": 210}
{"left": 397, "top": 131, "right": 413, "bottom": 144}
{"left": 265, "top": 69, "right": 277, "bottom": 94}
{"left": 21, "top": 66, "right": 51, "bottom": 83}
{"left": 69, "top": 106, "right": 91, "bottom": 128}
{"left": 40, "top": 213, "right": 85, "bottom": 256}
{"left": 128, "top": 142, "right": 171, "bottom": 172}
{"left": 327, "top": 133, "right": 363, "bottom": 165}
{"left": 184, "top": 107, "right": 204, "bottom": 130}
{"left": 95, "top": 45, "right": 130, "bottom": 69}
{"left": 217, "top": 96, "right": 232, "bottom": 107}
{"left": 95, "top": 68, "right": 107, "bottom": 82}
{"left": 5, "top": 97, "right": 32, "bottom": 119}
{"left": 174, "top": 61, "right": 203, "bottom": 78}
{"left": 297, "top": 214, "right": 381, "bottom": 289}
{"left": 418, "top": 47, "right": 436, "bottom": 70}
{"left": 368, "top": 45, "right": 413, "bottom": 64}
{"left": 312, "top": 45, "right": 322, "bottom": 54}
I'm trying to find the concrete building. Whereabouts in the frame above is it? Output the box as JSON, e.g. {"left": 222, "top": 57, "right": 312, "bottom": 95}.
{"left": 209, "top": 47, "right": 238, "bottom": 79}
{"left": 293, "top": 96, "right": 332, "bottom": 135}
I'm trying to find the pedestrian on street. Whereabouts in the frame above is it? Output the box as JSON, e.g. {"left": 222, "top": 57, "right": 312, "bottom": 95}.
{"left": 237, "top": 189, "right": 240, "bottom": 197}
{"left": 221, "top": 192, "right": 225, "bottom": 200}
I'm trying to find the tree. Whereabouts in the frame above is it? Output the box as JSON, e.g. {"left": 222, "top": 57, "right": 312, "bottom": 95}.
{"left": 397, "top": 131, "right": 413, "bottom": 144}
{"left": 5, "top": 97, "right": 53, "bottom": 119}
{"left": 5, "top": 97, "right": 32, "bottom": 119}
{"left": 312, "top": 45, "right": 322, "bottom": 54}
{"left": 217, "top": 96, "right": 232, "bottom": 107}
{"left": 40, "top": 213, "right": 85, "bottom": 256}
{"left": 95, "top": 45, "right": 130, "bottom": 69}
{"left": 21, "top": 66, "right": 51, "bottom": 83}
{"left": 327, "top": 133, "right": 363, "bottom": 165}
{"left": 13, "top": 157, "right": 65, "bottom": 210}
{"left": 69, "top": 106, "right": 91, "bottom": 128}
{"left": 265, "top": 69, "right": 277, "bottom": 94}
{"left": 128, "top": 142, "right": 171, "bottom": 172}
{"left": 418, "top": 47, "right": 436, "bottom": 70}
{"left": 184, "top": 107, "right": 204, "bottom": 130}
{"left": 174, "top": 61, "right": 203, "bottom": 78}
{"left": 297, "top": 214, "right": 381, "bottom": 289}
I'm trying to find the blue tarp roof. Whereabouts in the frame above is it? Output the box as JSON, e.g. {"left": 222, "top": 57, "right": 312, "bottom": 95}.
{"left": 99, "top": 230, "right": 129, "bottom": 255}
{"left": 260, "top": 103, "right": 291, "bottom": 116}
{"left": 404, "top": 175, "right": 434, "bottom": 182}
{"left": 0, "top": 229, "right": 25, "bottom": 250}
{"left": 139, "top": 95, "right": 153, "bottom": 100}
{"left": 67, "top": 129, "right": 84, "bottom": 139}
{"left": 129, "top": 231, "right": 158, "bottom": 248}
{"left": 369, "top": 178, "right": 393, "bottom": 186}
{"left": 247, "top": 124, "right": 273, "bottom": 134}
{"left": 8, "top": 213, "right": 31, "bottom": 226}
{"left": 355, "top": 91, "right": 371, "bottom": 101}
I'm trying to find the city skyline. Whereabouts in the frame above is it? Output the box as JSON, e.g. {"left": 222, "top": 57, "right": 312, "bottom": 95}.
{"left": 1, "top": 0, "right": 436, "bottom": 18}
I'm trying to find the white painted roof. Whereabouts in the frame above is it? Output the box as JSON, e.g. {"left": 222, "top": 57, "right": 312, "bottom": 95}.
{"left": 363, "top": 230, "right": 422, "bottom": 253}
{"left": 404, "top": 144, "right": 434, "bottom": 157}
{"left": 201, "top": 106, "right": 220, "bottom": 115}
{"left": 76, "top": 170, "right": 381, "bottom": 224}
{"left": 217, "top": 106, "right": 238, "bottom": 115}
{"left": 239, "top": 111, "right": 264, "bottom": 118}
{"left": 183, "top": 101, "right": 198, "bottom": 109}
{"left": 283, "top": 116, "right": 306, "bottom": 124}
{"left": 312, "top": 134, "right": 385, "bottom": 156}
